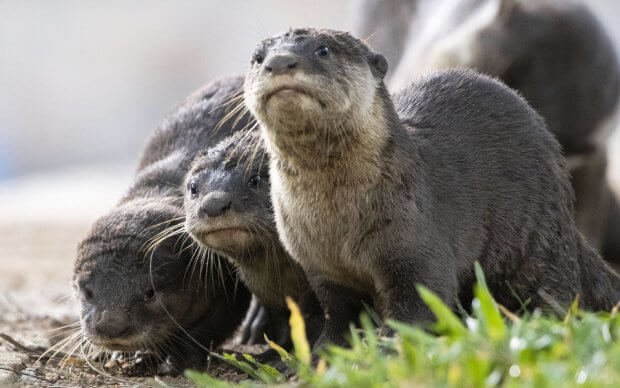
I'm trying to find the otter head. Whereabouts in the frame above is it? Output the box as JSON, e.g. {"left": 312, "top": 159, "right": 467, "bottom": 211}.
{"left": 73, "top": 200, "right": 210, "bottom": 354}
{"left": 243, "top": 28, "right": 389, "bottom": 163}
{"left": 184, "top": 130, "right": 275, "bottom": 260}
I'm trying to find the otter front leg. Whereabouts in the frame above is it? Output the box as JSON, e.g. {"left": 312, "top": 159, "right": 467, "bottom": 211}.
{"left": 238, "top": 296, "right": 265, "bottom": 345}
{"left": 375, "top": 251, "right": 458, "bottom": 326}
{"left": 306, "top": 273, "right": 366, "bottom": 350}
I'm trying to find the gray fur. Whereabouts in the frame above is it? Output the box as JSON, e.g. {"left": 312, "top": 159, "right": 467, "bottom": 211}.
{"left": 368, "top": 0, "right": 620, "bottom": 263}
{"left": 446, "top": 0, "right": 620, "bottom": 154}
{"left": 244, "top": 28, "right": 620, "bottom": 347}
{"left": 183, "top": 129, "right": 323, "bottom": 349}
{"left": 73, "top": 75, "right": 252, "bottom": 370}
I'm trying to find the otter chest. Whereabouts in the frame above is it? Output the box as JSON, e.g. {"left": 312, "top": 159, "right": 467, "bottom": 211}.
{"left": 273, "top": 175, "right": 377, "bottom": 293}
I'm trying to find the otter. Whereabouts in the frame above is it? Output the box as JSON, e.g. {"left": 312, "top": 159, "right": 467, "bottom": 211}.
{"left": 243, "top": 28, "right": 620, "bottom": 347}
{"left": 183, "top": 129, "right": 323, "bottom": 351}
{"left": 377, "top": 0, "right": 620, "bottom": 263}
{"left": 73, "top": 75, "right": 253, "bottom": 371}
{"left": 73, "top": 200, "right": 246, "bottom": 371}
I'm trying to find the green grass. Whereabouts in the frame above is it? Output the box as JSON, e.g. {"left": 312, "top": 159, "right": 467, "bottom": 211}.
{"left": 187, "top": 263, "right": 620, "bottom": 387}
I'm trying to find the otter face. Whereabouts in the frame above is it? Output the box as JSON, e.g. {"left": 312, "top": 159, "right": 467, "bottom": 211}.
{"left": 184, "top": 132, "right": 275, "bottom": 259}
{"left": 244, "top": 28, "right": 388, "bottom": 136}
{"left": 73, "top": 203, "right": 208, "bottom": 353}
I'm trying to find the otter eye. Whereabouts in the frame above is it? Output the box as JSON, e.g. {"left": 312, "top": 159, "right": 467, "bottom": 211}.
{"left": 189, "top": 181, "right": 198, "bottom": 197}
{"left": 315, "top": 46, "right": 330, "bottom": 57}
{"left": 253, "top": 53, "right": 264, "bottom": 65}
{"left": 82, "top": 287, "right": 93, "bottom": 301}
{"left": 143, "top": 288, "right": 155, "bottom": 302}
{"left": 248, "top": 175, "right": 261, "bottom": 186}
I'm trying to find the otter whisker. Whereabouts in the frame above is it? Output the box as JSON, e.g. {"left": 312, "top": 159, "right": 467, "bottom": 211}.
{"left": 53, "top": 294, "right": 74, "bottom": 304}
{"left": 215, "top": 254, "right": 228, "bottom": 301}
{"left": 80, "top": 341, "right": 132, "bottom": 384}
{"left": 58, "top": 338, "right": 84, "bottom": 369}
{"left": 143, "top": 215, "right": 186, "bottom": 233}
{"left": 177, "top": 232, "right": 197, "bottom": 257}
{"left": 209, "top": 250, "right": 219, "bottom": 296}
{"left": 37, "top": 330, "right": 83, "bottom": 364}
{"left": 46, "top": 327, "right": 81, "bottom": 341}
{"left": 142, "top": 221, "right": 185, "bottom": 255}
{"left": 143, "top": 225, "right": 183, "bottom": 254}
{"left": 147, "top": 257, "right": 216, "bottom": 359}
{"left": 232, "top": 107, "right": 253, "bottom": 130}
{"left": 209, "top": 90, "right": 244, "bottom": 117}
{"left": 214, "top": 99, "right": 248, "bottom": 134}
{"left": 229, "top": 122, "right": 260, "bottom": 163}
{"left": 46, "top": 321, "right": 81, "bottom": 333}
{"left": 187, "top": 243, "right": 203, "bottom": 287}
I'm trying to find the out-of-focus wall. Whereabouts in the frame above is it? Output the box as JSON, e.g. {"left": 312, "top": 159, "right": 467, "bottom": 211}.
{"left": 0, "top": 0, "right": 618, "bottom": 180}
{"left": 0, "top": 0, "right": 354, "bottom": 179}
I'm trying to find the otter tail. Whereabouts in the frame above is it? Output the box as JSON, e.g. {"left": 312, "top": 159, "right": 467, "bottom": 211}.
{"left": 577, "top": 234, "right": 620, "bottom": 311}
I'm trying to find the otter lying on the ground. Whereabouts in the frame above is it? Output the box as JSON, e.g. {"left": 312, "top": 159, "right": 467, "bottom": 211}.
{"left": 183, "top": 130, "right": 323, "bottom": 352}
{"left": 243, "top": 28, "right": 620, "bottom": 347}
{"left": 73, "top": 76, "right": 252, "bottom": 372}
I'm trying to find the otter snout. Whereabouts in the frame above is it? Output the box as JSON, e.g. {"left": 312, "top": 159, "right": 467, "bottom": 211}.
{"left": 201, "top": 192, "right": 233, "bottom": 218}
{"left": 264, "top": 54, "right": 299, "bottom": 75}
{"left": 94, "top": 309, "right": 131, "bottom": 339}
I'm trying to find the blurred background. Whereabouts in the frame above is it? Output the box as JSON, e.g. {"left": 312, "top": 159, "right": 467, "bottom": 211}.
{"left": 0, "top": 0, "right": 619, "bottom": 310}
{"left": 0, "top": 0, "right": 356, "bottom": 311}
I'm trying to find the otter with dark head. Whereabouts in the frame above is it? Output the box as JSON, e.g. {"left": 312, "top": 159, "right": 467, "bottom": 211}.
{"left": 73, "top": 75, "right": 253, "bottom": 372}
{"left": 74, "top": 200, "right": 244, "bottom": 370}
{"left": 244, "top": 28, "right": 620, "bottom": 348}
{"left": 184, "top": 129, "right": 323, "bottom": 349}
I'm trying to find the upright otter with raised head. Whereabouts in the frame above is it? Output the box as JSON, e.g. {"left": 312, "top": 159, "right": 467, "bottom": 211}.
{"left": 183, "top": 130, "right": 323, "bottom": 350}
{"left": 244, "top": 28, "right": 620, "bottom": 347}
{"left": 73, "top": 75, "right": 252, "bottom": 371}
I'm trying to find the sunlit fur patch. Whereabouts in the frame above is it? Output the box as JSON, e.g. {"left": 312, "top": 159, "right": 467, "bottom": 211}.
{"left": 427, "top": 0, "right": 502, "bottom": 69}
{"left": 390, "top": 0, "right": 503, "bottom": 86}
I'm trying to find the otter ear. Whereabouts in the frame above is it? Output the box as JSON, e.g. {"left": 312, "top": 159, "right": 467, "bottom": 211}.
{"left": 369, "top": 53, "right": 388, "bottom": 79}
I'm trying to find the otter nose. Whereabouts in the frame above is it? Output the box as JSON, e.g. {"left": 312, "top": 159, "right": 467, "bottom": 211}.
{"left": 264, "top": 54, "right": 298, "bottom": 75}
{"left": 95, "top": 310, "right": 130, "bottom": 338}
{"left": 201, "top": 193, "right": 232, "bottom": 218}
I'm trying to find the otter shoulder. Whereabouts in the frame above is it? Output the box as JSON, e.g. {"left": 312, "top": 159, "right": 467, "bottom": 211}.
{"left": 137, "top": 75, "right": 248, "bottom": 170}
{"left": 392, "top": 68, "right": 539, "bottom": 130}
